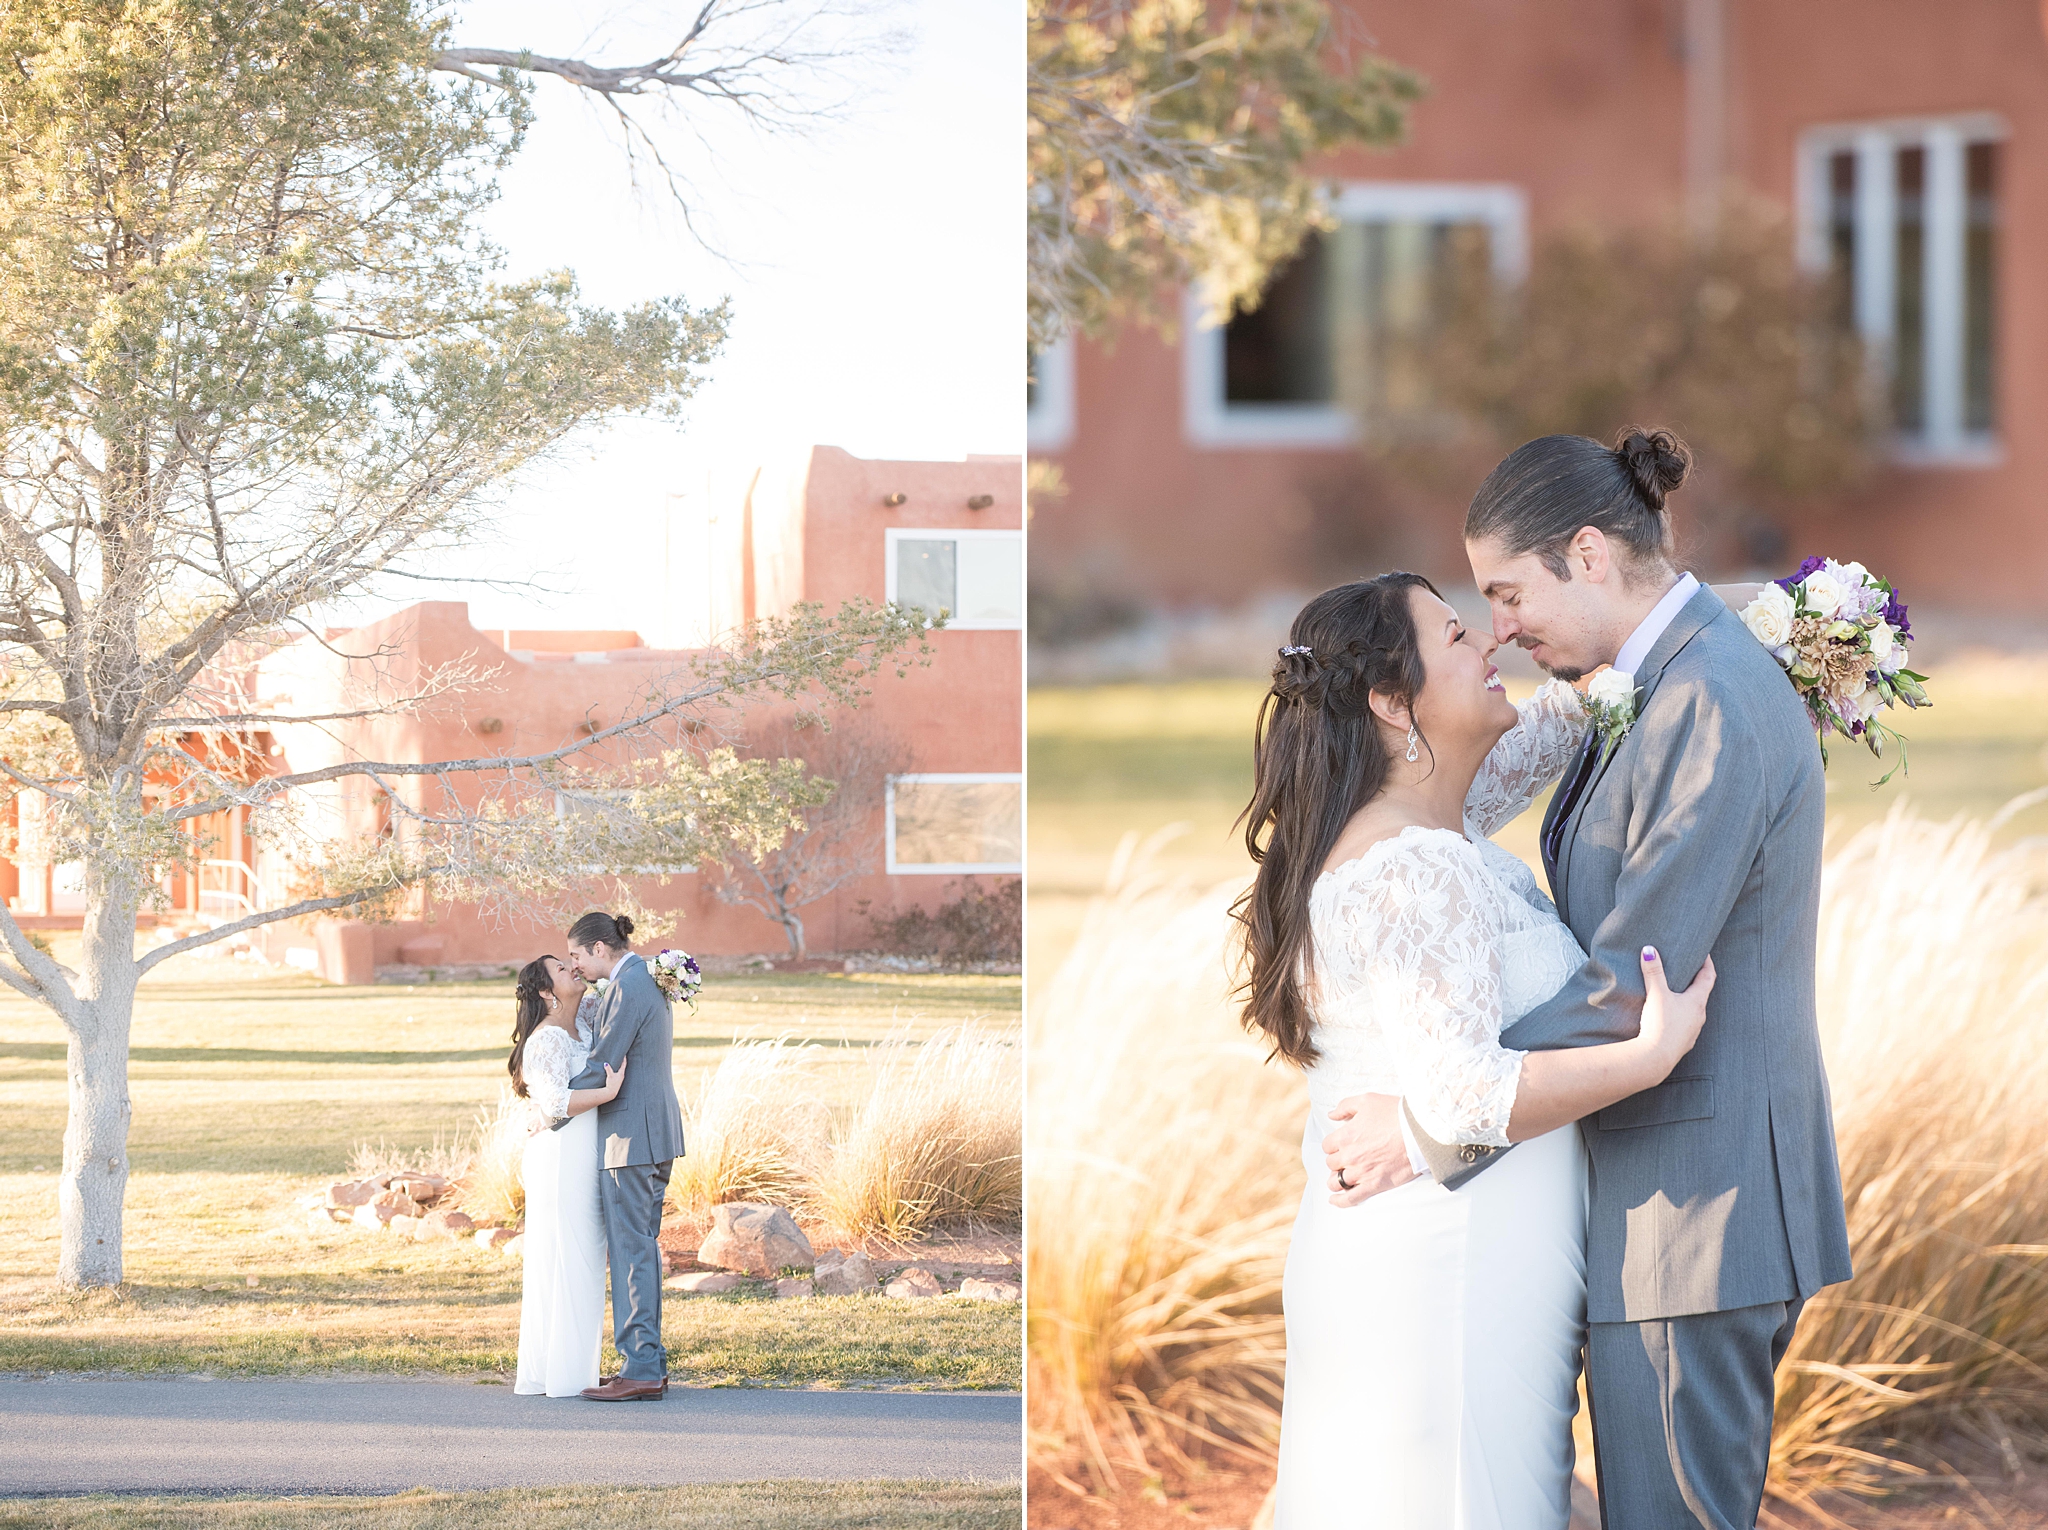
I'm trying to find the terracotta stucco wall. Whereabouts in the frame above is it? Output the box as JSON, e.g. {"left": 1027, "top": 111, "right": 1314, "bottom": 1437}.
{"left": 1033, "top": 0, "right": 2048, "bottom": 612}
{"left": 248, "top": 448, "right": 1021, "bottom": 976}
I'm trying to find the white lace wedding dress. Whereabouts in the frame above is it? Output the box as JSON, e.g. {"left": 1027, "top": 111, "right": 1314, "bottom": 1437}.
{"left": 1274, "top": 680, "right": 1594, "bottom": 1530}
{"left": 514, "top": 1005, "right": 606, "bottom": 1398}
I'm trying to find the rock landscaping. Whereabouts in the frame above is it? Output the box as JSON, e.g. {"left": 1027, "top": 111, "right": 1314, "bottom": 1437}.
{"left": 302, "top": 1182, "right": 1022, "bottom": 1302}
{"left": 695, "top": 1202, "right": 814, "bottom": 1277}
{"left": 885, "top": 1266, "right": 943, "bottom": 1299}
{"left": 813, "top": 1249, "right": 874, "bottom": 1295}
{"left": 302, "top": 1171, "right": 520, "bottom": 1253}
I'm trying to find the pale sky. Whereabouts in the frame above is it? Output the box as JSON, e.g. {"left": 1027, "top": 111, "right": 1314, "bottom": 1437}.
{"left": 368, "top": 0, "right": 1021, "bottom": 641}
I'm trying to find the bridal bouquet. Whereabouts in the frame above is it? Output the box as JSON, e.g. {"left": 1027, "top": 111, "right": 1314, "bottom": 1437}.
{"left": 648, "top": 948, "right": 704, "bottom": 1011}
{"left": 1740, "top": 557, "right": 1928, "bottom": 783}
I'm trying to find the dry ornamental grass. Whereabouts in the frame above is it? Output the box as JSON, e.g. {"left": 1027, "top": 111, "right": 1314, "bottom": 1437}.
{"left": 817, "top": 1028, "right": 1023, "bottom": 1242}
{"left": 668, "top": 1039, "right": 833, "bottom": 1216}
{"left": 1026, "top": 802, "right": 2048, "bottom": 1507}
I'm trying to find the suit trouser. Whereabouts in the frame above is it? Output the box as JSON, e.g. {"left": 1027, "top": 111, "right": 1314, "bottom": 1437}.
{"left": 599, "top": 1160, "right": 671, "bottom": 1380}
{"left": 1586, "top": 1297, "right": 1803, "bottom": 1530}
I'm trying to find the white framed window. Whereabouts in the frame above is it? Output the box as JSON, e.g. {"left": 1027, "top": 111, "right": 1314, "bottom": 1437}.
{"left": 885, "top": 773, "right": 1022, "bottom": 875}
{"left": 1184, "top": 182, "right": 1528, "bottom": 449}
{"left": 885, "top": 527, "right": 1023, "bottom": 630}
{"left": 555, "top": 789, "right": 694, "bottom": 874}
{"left": 1027, "top": 337, "right": 1076, "bottom": 452}
{"left": 1796, "top": 114, "right": 2005, "bottom": 463}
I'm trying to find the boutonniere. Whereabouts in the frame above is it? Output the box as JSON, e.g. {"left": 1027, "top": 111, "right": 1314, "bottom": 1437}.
{"left": 1583, "top": 668, "right": 1639, "bottom": 761}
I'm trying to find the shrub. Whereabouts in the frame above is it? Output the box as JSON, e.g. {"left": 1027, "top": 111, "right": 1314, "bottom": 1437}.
{"left": 1770, "top": 806, "right": 2048, "bottom": 1504}
{"left": 452, "top": 1088, "right": 528, "bottom": 1229}
{"left": 863, "top": 877, "right": 1022, "bottom": 966}
{"left": 1026, "top": 869, "right": 1294, "bottom": 1487}
{"left": 816, "top": 1025, "right": 1022, "bottom": 1242}
{"left": 667, "top": 1039, "right": 831, "bottom": 1216}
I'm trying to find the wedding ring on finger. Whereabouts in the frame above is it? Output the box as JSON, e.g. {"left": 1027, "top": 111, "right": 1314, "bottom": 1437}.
{"left": 1335, "top": 1168, "right": 1353, "bottom": 1191}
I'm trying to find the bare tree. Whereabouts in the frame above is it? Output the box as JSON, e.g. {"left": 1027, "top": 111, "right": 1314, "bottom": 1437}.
{"left": 692, "top": 720, "right": 904, "bottom": 960}
{"left": 0, "top": 0, "right": 928, "bottom": 1289}
{"left": 433, "top": 1, "right": 906, "bottom": 247}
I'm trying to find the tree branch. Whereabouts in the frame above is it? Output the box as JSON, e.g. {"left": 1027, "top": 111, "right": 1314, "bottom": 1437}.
{"left": 0, "top": 899, "right": 79, "bottom": 1022}
{"left": 133, "top": 879, "right": 442, "bottom": 977}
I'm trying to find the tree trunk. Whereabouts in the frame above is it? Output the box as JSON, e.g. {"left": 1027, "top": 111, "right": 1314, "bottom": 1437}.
{"left": 57, "top": 878, "right": 141, "bottom": 1289}
{"left": 781, "top": 912, "right": 807, "bottom": 961}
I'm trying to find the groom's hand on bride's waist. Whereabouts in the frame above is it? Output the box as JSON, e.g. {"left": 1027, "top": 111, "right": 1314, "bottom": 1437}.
{"left": 1322, "top": 1093, "right": 1417, "bottom": 1206}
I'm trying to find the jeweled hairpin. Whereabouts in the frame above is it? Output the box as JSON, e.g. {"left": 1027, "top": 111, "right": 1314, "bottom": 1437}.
{"left": 1279, "top": 644, "right": 1313, "bottom": 657}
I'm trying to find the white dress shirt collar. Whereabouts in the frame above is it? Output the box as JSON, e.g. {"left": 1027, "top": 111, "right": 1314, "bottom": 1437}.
{"left": 1613, "top": 572, "right": 1700, "bottom": 678}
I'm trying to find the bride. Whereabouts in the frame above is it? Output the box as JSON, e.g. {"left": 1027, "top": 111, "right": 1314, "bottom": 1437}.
{"left": 508, "top": 954, "right": 624, "bottom": 1398}
{"left": 1238, "top": 573, "right": 1716, "bottom": 1526}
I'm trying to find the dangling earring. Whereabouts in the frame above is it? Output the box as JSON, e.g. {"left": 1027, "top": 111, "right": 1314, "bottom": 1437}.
{"left": 1405, "top": 725, "right": 1420, "bottom": 764}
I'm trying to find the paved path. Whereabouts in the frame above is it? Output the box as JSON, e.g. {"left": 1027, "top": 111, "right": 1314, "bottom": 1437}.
{"left": 0, "top": 1379, "right": 1021, "bottom": 1495}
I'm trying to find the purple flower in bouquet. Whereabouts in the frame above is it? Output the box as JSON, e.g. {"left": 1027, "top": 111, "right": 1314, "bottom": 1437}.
{"left": 1743, "top": 554, "right": 1929, "bottom": 787}
{"left": 1881, "top": 586, "right": 1912, "bottom": 641}
{"left": 1777, "top": 555, "right": 1829, "bottom": 593}
{"left": 648, "top": 948, "right": 704, "bottom": 1011}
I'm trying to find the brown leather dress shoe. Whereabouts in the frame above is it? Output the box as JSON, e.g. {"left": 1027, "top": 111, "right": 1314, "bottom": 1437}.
{"left": 580, "top": 1375, "right": 668, "bottom": 1401}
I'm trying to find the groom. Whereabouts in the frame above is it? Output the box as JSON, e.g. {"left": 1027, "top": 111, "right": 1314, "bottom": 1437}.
{"left": 556, "top": 909, "right": 684, "bottom": 1401}
{"left": 1323, "top": 433, "right": 1852, "bottom": 1527}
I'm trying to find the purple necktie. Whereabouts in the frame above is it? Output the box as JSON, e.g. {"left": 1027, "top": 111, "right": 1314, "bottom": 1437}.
{"left": 1544, "top": 733, "right": 1602, "bottom": 870}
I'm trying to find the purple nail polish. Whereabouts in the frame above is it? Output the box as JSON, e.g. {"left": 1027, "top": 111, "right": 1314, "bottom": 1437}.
{"left": 1642, "top": 947, "right": 1657, "bottom": 962}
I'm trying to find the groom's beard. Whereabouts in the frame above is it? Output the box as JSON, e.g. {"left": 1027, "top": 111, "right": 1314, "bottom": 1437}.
{"left": 1522, "top": 642, "right": 1587, "bottom": 683}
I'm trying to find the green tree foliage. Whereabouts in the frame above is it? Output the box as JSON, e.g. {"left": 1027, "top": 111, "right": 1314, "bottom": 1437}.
{"left": 1027, "top": 0, "right": 1420, "bottom": 350}
{"left": 0, "top": 0, "right": 924, "bottom": 1288}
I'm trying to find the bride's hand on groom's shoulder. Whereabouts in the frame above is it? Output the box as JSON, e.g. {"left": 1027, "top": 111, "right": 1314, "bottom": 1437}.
{"left": 1321, "top": 1093, "right": 1417, "bottom": 1207}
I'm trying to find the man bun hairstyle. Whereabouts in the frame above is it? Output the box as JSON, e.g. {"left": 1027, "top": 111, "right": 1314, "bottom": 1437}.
{"left": 1615, "top": 426, "right": 1691, "bottom": 510}
{"left": 567, "top": 910, "right": 635, "bottom": 950}
{"left": 1465, "top": 425, "right": 1691, "bottom": 581}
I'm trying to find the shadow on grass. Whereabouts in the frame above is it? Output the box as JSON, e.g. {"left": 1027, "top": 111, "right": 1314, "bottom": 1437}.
{"left": 0, "top": 1037, "right": 893, "bottom": 1066}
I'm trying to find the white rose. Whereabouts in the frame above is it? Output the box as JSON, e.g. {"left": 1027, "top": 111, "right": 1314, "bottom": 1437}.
{"left": 1799, "top": 570, "right": 1849, "bottom": 619}
{"left": 1867, "top": 619, "right": 1895, "bottom": 664}
{"left": 1739, "top": 583, "right": 1796, "bottom": 649}
{"left": 1587, "top": 668, "right": 1636, "bottom": 710}
{"left": 1880, "top": 644, "right": 1905, "bottom": 675}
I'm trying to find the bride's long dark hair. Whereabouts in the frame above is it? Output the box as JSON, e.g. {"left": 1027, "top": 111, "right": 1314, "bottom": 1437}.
{"left": 508, "top": 956, "right": 559, "bottom": 1099}
{"left": 1232, "top": 574, "right": 1437, "bottom": 1067}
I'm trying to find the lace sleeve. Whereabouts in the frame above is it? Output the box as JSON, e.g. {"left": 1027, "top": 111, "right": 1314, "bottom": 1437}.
{"left": 1464, "top": 679, "right": 1589, "bottom": 839}
{"left": 524, "top": 1026, "right": 574, "bottom": 1122}
{"left": 574, "top": 988, "right": 603, "bottom": 1045}
{"left": 1321, "top": 833, "right": 1524, "bottom": 1145}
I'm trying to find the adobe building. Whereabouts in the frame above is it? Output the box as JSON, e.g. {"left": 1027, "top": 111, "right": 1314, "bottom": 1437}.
{"left": 6, "top": 448, "right": 1023, "bottom": 981}
{"left": 1030, "top": 0, "right": 2047, "bottom": 616}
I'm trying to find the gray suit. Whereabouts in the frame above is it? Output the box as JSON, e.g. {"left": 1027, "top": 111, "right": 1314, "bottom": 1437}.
{"left": 1412, "top": 587, "right": 1852, "bottom": 1526}
{"left": 562, "top": 953, "right": 685, "bottom": 1380}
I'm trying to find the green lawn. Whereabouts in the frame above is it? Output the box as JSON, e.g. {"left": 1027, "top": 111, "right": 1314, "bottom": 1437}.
{"left": 0, "top": 965, "right": 1020, "bottom": 1386}
{"left": 1027, "top": 658, "right": 2048, "bottom": 988}
{"left": 0, "top": 1481, "right": 1020, "bottom": 1530}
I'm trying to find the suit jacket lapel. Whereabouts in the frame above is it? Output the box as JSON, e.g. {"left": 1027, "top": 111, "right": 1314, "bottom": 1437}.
{"left": 599, "top": 958, "right": 632, "bottom": 1035}
{"left": 1552, "top": 585, "right": 1727, "bottom": 918}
